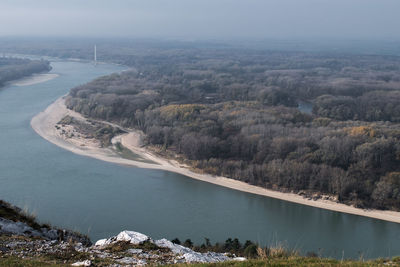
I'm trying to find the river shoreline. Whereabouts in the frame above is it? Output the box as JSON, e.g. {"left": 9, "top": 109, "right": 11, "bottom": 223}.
{"left": 11, "top": 73, "right": 59, "bottom": 87}
{"left": 31, "top": 97, "right": 400, "bottom": 224}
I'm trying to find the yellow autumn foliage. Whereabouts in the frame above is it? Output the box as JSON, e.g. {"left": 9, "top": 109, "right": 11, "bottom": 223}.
{"left": 160, "top": 104, "right": 206, "bottom": 120}
{"left": 347, "top": 126, "right": 376, "bottom": 137}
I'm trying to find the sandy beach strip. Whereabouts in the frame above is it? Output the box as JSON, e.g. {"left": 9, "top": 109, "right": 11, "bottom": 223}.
{"left": 31, "top": 97, "right": 400, "bottom": 224}
{"left": 12, "top": 73, "right": 59, "bottom": 87}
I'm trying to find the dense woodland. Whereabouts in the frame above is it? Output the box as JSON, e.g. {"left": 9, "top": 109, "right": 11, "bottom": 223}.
{"left": 0, "top": 57, "right": 51, "bottom": 87}
{"left": 64, "top": 48, "right": 400, "bottom": 211}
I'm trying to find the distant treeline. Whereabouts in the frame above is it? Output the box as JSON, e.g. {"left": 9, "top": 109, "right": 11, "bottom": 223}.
{"left": 314, "top": 92, "right": 400, "bottom": 122}
{"left": 66, "top": 48, "right": 400, "bottom": 211}
{"left": 0, "top": 57, "right": 51, "bottom": 87}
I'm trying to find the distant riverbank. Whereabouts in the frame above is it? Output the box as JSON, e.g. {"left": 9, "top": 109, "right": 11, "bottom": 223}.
{"left": 31, "top": 96, "right": 400, "bottom": 224}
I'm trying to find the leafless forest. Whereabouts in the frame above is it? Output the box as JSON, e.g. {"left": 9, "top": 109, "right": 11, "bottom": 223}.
{"left": 60, "top": 46, "right": 400, "bottom": 210}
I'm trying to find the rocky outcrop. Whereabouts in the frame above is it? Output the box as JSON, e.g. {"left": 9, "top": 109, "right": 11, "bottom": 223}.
{"left": 0, "top": 200, "right": 245, "bottom": 266}
{"left": 0, "top": 228, "right": 245, "bottom": 266}
{"left": 0, "top": 218, "right": 90, "bottom": 246}
{"left": 95, "top": 231, "right": 150, "bottom": 247}
{"left": 93, "top": 230, "right": 246, "bottom": 264}
{"left": 0, "top": 200, "right": 90, "bottom": 246}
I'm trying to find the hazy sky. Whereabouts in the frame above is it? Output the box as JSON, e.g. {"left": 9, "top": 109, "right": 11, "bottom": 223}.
{"left": 1, "top": 0, "right": 400, "bottom": 40}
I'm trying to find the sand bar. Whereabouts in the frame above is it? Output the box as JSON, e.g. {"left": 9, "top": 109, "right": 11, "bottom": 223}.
{"left": 31, "top": 97, "right": 400, "bottom": 224}
{"left": 12, "top": 73, "right": 59, "bottom": 86}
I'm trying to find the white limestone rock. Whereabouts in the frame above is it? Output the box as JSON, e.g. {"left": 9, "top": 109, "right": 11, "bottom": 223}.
{"left": 116, "top": 230, "right": 150, "bottom": 244}
{"left": 154, "top": 238, "right": 192, "bottom": 254}
{"left": 94, "top": 238, "right": 108, "bottom": 247}
{"left": 182, "top": 251, "right": 230, "bottom": 263}
{"left": 94, "top": 230, "right": 247, "bottom": 264}
{"left": 95, "top": 230, "right": 150, "bottom": 247}
{"left": 154, "top": 238, "right": 231, "bottom": 263}
{"left": 71, "top": 260, "right": 91, "bottom": 266}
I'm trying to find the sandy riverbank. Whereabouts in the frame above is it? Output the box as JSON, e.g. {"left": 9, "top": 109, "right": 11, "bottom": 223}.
{"left": 12, "top": 73, "right": 59, "bottom": 86}
{"left": 31, "top": 97, "right": 400, "bottom": 224}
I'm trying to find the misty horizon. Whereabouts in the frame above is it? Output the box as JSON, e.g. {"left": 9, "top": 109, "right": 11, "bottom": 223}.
{"left": 1, "top": 0, "right": 400, "bottom": 41}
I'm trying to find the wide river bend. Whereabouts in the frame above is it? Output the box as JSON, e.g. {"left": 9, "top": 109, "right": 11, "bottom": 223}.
{"left": 0, "top": 60, "right": 399, "bottom": 259}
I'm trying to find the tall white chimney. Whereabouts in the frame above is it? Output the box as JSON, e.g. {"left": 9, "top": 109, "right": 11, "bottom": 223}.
{"left": 94, "top": 45, "right": 97, "bottom": 65}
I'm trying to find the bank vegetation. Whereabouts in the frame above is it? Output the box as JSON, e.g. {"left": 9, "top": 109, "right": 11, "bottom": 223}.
{"left": 64, "top": 49, "right": 400, "bottom": 211}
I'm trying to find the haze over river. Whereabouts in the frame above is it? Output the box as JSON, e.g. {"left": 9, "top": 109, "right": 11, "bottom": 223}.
{"left": 1, "top": 59, "right": 399, "bottom": 259}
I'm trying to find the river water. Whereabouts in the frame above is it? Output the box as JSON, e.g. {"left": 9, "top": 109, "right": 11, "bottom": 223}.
{"left": 0, "top": 60, "right": 399, "bottom": 259}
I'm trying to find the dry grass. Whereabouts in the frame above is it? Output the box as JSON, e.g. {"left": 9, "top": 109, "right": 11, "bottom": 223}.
{"left": 0, "top": 200, "right": 46, "bottom": 231}
{"left": 256, "top": 243, "right": 298, "bottom": 260}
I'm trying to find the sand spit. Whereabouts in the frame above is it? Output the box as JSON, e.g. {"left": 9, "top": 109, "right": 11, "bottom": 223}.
{"left": 31, "top": 97, "right": 400, "bottom": 224}
{"left": 12, "top": 73, "right": 59, "bottom": 86}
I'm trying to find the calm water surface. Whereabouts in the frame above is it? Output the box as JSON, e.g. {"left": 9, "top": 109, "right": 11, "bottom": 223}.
{"left": 0, "top": 60, "right": 399, "bottom": 259}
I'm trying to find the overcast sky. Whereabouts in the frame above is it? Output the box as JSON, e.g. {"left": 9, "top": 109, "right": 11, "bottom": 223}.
{"left": 1, "top": 0, "right": 400, "bottom": 41}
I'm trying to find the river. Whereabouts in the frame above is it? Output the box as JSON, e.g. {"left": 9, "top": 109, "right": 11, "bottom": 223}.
{"left": 0, "top": 59, "right": 399, "bottom": 259}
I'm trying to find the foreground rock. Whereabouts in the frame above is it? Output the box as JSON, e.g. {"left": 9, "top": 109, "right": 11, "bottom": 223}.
{"left": 94, "top": 230, "right": 245, "bottom": 264}
{"left": 1, "top": 229, "right": 245, "bottom": 266}
{"left": 0, "top": 200, "right": 244, "bottom": 266}
{"left": 0, "top": 200, "right": 90, "bottom": 246}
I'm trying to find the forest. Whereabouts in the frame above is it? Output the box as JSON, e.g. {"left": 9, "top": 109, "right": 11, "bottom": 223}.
{"left": 0, "top": 57, "right": 51, "bottom": 87}
{"left": 65, "top": 48, "right": 400, "bottom": 211}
